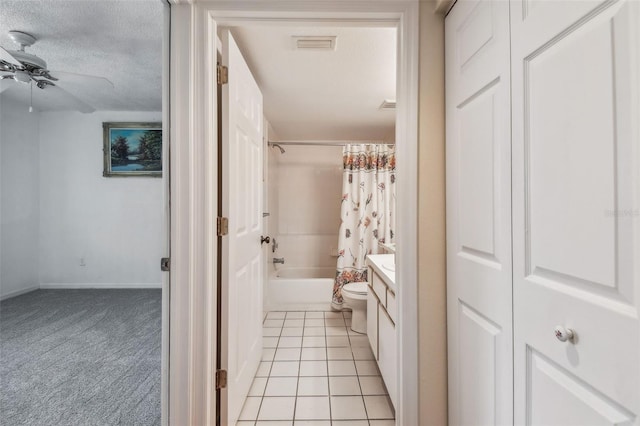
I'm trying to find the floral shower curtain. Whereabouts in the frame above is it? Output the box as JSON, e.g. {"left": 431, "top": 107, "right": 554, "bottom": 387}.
{"left": 331, "top": 144, "right": 396, "bottom": 310}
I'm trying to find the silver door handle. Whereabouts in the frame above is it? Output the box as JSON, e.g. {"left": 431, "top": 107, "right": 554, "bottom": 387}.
{"left": 554, "top": 326, "right": 575, "bottom": 342}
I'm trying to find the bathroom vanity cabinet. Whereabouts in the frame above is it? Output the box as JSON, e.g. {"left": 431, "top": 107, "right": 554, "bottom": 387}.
{"left": 365, "top": 254, "right": 397, "bottom": 409}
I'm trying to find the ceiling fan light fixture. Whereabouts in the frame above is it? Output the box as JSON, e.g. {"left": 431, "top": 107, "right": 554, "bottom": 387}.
{"left": 14, "top": 69, "right": 31, "bottom": 83}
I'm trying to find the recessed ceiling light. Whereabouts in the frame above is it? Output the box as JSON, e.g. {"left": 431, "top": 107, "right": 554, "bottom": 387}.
{"left": 292, "top": 36, "right": 337, "bottom": 50}
{"left": 380, "top": 99, "right": 396, "bottom": 110}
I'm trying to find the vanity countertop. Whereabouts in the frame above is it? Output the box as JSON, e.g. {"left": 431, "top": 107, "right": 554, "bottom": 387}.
{"left": 366, "top": 254, "right": 396, "bottom": 293}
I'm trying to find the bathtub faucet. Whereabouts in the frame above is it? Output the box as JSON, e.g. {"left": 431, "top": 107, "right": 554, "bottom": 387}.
{"left": 273, "top": 257, "right": 285, "bottom": 264}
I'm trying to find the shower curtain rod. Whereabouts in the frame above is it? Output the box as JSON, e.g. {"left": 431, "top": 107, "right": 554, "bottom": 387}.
{"left": 267, "top": 140, "right": 394, "bottom": 147}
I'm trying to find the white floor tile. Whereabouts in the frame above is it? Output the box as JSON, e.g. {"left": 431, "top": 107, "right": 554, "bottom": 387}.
{"left": 236, "top": 421, "right": 255, "bottom": 426}
{"left": 275, "top": 347, "right": 302, "bottom": 361}
{"left": 299, "top": 360, "right": 328, "bottom": 376}
{"left": 265, "top": 377, "right": 298, "bottom": 396}
{"left": 359, "top": 376, "right": 388, "bottom": 395}
{"left": 364, "top": 395, "right": 395, "bottom": 419}
{"left": 281, "top": 327, "right": 304, "bottom": 337}
{"left": 348, "top": 328, "right": 363, "bottom": 336}
{"left": 267, "top": 312, "right": 287, "bottom": 319}
{"left": 332, "top": 421, "right": 368, "bottom": 426}
{"left": 324, "top": 311, "right": 343, "bottom": 319}
{"left": 286, "top": 311, "right": 305, "bottom": 319}
{"left": 327, "top": 360, "right": 357, "bottom": 376}
{"left": 297, "top": 376, "right": 329, "bottom": 396}
{"left": 270, "top": 361, "right": 299, "bottom": 377}
{"left": 295, "top": 396, "right": 330, "bottom": 420}
{"left": 249, "top": 377, "right": 268, "bottom": 396}
{"left": 325, "top": 326, "right": 348, "bottom": 336}
{"left": 348, "top": 335, "right": 370, "bottom": 347}
{"left": 304, "top": 319, "right": 324, "bottom": 327}
{"left": 294, "top": 421, "right": 330, "bottom": 426}
{"left": 355, "top": 360, "right": 380, "bottom": 376}
{"left": 256, "top": 361, "right": 272, "bottom": 377}
{"left": 303, "top": 327, "right": 325, "bottom": 337}
{"left": 278, "top": 336, "right": 303, "bottom": 348}
{"left": 326, "top": 336, "right": 349, "bottom": 347}
{"left": 329, "top": 396, "right": 367, "bottom": 420}
{"left": 263, "top": 348, "right": 276, "bottom": 361}
{"left": 264, "top": 327, "right": 282, "bottom": 337}
{"left": 329, "top": 376, "right": 361, "bottom": 396}
{"left": 238, "top": 396, "right": 261, "bottom": 421}
{"left": 264, "top": 319, "right": 285, "bottom": 328}
{"left": 326, "top": 347, "right": 353, "bottom": 360}
{"left": 256, "top": 422, "right": 292, "bottom": 426}
{"left": 345, "top": 318, "right": 352, "bottom": 327}
{"left": 325, "top": 318, "right": 345, "bottom": 327}
{"left": 305, "top": 312, "right": 324, "bottom": 319}
{"left": 368, "top": 420, "right": 396, "bottom": 425}
{"left": 284, "top": 319, "right": 305, "bottom": 327}
{"left": 264, "top": 337, "right": 279, "bottom": 348}
{"left": 258, "top": 396, "right": 296, "bottom": 421}
{"left": 301, "top": 347, "right": 327, "bottom": 361}
{"left": 302, "top": 336, "right": 326, "bottom": 347}
{"left": 351, "top": 346, "right": 374, "bottom": 360}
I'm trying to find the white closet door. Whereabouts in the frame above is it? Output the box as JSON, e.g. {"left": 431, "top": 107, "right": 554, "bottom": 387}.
{"left": 511, "top": 0, "right": 640, "bottom": 423}
{"left": 445, "top": 1, "right": 513, "bottom": 424}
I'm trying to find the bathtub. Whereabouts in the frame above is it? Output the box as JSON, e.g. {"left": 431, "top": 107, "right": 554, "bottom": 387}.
{"left": 266, "top": 266, "right": 335, "bottom": 311}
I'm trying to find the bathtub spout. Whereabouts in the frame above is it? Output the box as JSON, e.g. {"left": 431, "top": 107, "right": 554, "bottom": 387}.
{"left": 273, "top": 257, "right": 285, "bottom": 264}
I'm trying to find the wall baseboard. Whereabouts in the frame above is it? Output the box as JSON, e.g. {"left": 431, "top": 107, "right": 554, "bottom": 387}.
{"left": 0, "top": 286, "right": 40, "bottom": 301}
{"left": 39, "top": 283, "right": 162, "bottom": 289}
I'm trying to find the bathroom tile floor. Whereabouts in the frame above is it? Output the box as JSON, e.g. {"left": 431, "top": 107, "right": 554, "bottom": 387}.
{"left": 236, "top": 310, "right": 395, "bottom": 426}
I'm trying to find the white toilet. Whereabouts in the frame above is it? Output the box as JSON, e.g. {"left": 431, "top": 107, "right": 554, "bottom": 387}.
{"left": 341, "top": 281, "right": 368, "bottom": 334}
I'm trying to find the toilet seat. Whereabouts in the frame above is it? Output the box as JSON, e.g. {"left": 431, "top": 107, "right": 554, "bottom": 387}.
{"left": 342, "top": 282, "right": 368, "bottom": 300}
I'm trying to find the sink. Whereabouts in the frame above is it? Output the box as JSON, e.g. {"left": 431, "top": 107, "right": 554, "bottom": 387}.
{"left": 381, "top": 262, "right": 395, "bottom": 272}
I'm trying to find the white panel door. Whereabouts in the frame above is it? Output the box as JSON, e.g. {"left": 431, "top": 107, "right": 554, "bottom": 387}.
{"left": 220, "top": 29, "right": 264, "bottom": 426}
{"left": 511, "top": 0, "right": 640, "bottom": 423}
{"left": 445, "top": 1, "right": 513, "bottom": 424}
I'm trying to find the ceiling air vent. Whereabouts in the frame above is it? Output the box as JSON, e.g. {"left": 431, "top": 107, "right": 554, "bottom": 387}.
{"left": 293, "top": 36, "right": 337, "bottom": 50}
{"left": 380, "top": 99, "right": 396, "bottom": 110}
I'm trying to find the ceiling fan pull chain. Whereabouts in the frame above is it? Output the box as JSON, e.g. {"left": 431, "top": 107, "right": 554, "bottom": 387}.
{"left": 29, "top": 80, "right": 33, "bottom": 113}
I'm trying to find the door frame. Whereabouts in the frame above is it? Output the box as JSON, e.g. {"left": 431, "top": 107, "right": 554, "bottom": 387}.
{"left": 169, "top": 1, "right": 420, "bottom": 424}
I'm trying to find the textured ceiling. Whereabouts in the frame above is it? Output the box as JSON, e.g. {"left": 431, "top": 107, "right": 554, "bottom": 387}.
{"left": 230, "top": 26, "right": 396, "bottom": 142}
{"left": 0, "top": 0, "right": 164, "bottom": 112}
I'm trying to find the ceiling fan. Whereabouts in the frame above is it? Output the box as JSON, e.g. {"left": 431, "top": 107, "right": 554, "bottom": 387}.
{"left": 0, "top": 30, "right": 114, "bottom": 113}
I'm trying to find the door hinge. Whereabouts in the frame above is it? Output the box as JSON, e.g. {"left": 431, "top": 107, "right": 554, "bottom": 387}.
{"left": 217, "top": 65, "right": 228, "bottom": 85}
{"left": 217, "top": 217, "right": 229, "bottom": 236}
{"left": 216, "top": 369, "right": 227, "bottom": 389}
{"left": 160, "top": 257, "right": 170, "bottom": 272}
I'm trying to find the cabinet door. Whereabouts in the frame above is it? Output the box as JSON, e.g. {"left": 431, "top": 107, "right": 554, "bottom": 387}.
{"left": 511, "top": 0, "right": 640, "bottom": 423}
{"left": 445, "top": 1, "right": 513, "bottom": 424}
{"left": 367, "top": 287, "right": 378, "bottom": 360}
{"left": 378, "top": 306, "right": 397, "bottom": 408}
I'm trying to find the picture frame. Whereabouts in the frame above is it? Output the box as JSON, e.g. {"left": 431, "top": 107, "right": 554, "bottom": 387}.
{"left": 103, "top": 122, "right": 163, "bottom": 177}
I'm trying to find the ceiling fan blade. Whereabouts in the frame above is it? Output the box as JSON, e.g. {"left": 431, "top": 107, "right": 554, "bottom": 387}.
{"left": 43, "top": 84, "right": 96, "bottom": 114}
{"left": 0, "top": 46, "right": 21, "bottom": 67}
{"left": 49, "top": 70, "right": 114, "bottom": 89}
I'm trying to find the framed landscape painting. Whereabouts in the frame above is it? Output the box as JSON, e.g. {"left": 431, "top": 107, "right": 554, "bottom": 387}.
{"left": 103, "top": 122, "right": 163, "bottom": 177}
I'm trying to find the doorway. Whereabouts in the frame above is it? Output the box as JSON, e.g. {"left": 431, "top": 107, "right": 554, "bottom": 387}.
{"left": 168, "top": 2, "right": 420, "bottom": 425}
{"left": 0, "top": 1, "right": 171, "bottom": 424}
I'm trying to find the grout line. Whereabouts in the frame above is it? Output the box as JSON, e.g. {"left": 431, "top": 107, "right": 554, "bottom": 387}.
{"left": 323, "top": 310, "right": 333, "bottom": 422}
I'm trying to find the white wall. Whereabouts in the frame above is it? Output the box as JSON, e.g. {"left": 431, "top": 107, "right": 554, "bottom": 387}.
{"left": 269, "top": 145, "right": 343, "bottom": 271}
{"left": 0, "top": 99, "right": 41, "bottom": 299}
{"left": 38, "top": 111, "right": 163, "bottom": 288}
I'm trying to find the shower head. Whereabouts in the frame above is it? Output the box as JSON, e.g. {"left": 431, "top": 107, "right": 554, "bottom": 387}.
{"left": 271, "top": 143, "right": 285, "bottom": 154}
